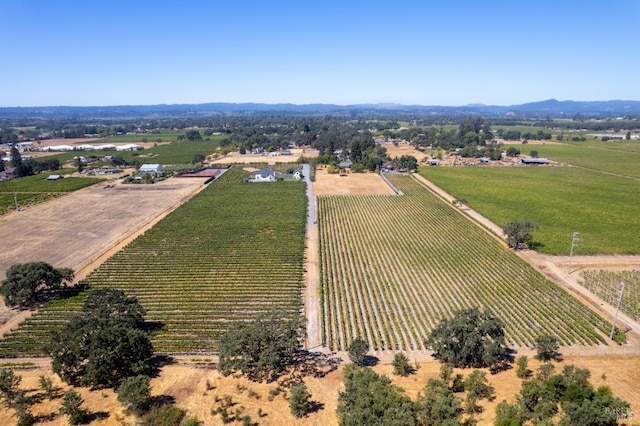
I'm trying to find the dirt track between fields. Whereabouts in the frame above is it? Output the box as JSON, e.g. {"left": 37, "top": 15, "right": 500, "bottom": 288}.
{"left": 0, "top": 177, "right": 208, "bottom": 336}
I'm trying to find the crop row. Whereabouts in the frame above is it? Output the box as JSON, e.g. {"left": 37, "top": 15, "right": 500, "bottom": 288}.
{"left": 0, "top": 171, "right": 308, "bottom": 355}
{"left": 318, "top": 175, "right": 613, "bottom": 351}
{"left": 579, "top": 270, "right": 640, "bottom": 321}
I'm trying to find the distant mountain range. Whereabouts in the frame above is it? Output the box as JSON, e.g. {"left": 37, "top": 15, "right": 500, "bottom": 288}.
{"left": 1, "top": 99, "right": 639, "bottom": 119}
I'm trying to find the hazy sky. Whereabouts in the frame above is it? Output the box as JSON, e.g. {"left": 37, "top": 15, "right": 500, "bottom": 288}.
{"left": 2, "top": 0, "right": 639, "bottom": 107}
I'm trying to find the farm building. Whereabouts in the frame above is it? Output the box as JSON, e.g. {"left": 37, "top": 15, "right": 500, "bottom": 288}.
{"left": 248, "top": 166, "right": 302, "bottom": 182}
{"left": 139, "top": 164, "right": 163, "bottom": 176}
{"left": 339, "top": 160, "right": 353, "bottom": 169}
{"left": 427, "top": 159, "right": 440, "bottom": 166}
{"left": 521, "top": 157, "right": 549, "bottom": 165}
{"left": 250, "top": 166, "right": 276, "bottom": 182}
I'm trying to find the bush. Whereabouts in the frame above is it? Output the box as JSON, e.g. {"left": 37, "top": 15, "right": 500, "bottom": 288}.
{"left": 535, "top": 334, "right": 560, "bottom": 361}
{"left": 117, "top": 375, "right": 151, "bottom": 414}
{"left": 516, "top": 355, "right": 530, "bottom": 379}
{"left": 392, "top": 353, "right": 412, "bottom": 376}
{"left": 347, "top": 337, "right": 369, "bottom": 366}
{"left": 139, "top": 405, "right": 186, "bottom": 426}
{"left": 289, "top": 383, "right": 311, "bottom": 418}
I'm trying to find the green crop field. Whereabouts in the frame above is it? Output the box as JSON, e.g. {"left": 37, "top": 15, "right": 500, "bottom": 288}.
{"left": 0, "top": 174, "right": 103, "bottom": 215}
{"left": 580, "top": 270, "right": 640, "bottom": 321}
{"left": 0, "top": 168, "right": 307, "bottom": 355}
{"left": 318, "top": 175, "right": 614, "bottom": 351}
{"left": 504, "top": 141, "right": 640, "bottom": 178}
{"left": 418, "top": 167, "right": 639, "bottom": 255}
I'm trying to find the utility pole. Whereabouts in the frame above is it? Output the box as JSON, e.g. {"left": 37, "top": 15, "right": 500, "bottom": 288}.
{"left": 609, "top": 282, "right": 625, "bottom": 341}
{"left": 568, "top": 232, "right": 579, "bottom": 274}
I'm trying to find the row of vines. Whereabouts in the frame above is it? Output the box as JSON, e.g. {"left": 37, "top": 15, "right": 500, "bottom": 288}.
{"left": 580, "top": 270, "right": 640, "bottom": 321}
{"left": 0, "top": 167, "right": 307, "bottom": 355}
{"left": 318, "top": 175, "right": 614, "bottom": 351}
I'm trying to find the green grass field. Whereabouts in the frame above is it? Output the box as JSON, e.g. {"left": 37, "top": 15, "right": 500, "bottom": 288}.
{"left": 0, "top": 174, "right": 103, "bottom": 215}
{"left": 418, "top": 167, "right": 639, "bottom": 255}
{"left": 505, "top": 141, "right": 640, "bottom": 178}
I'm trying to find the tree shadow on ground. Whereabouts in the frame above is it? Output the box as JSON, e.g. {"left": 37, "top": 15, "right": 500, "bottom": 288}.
{"left": 362, "top": 355, "right": 379, "bottom": 367}
{"left": 86, "top": 411, "right": 110, "bottom": 422}
{"left": 307, "top": 400, "right": 325, "bottom": 415}
{"left": 490, "top": 348, "right": 516, "bottom": 374}
{"left": 148, "top": 394, "right": 176, "bottom": 408}
{"left": 148, "top": 355, "right": 176, "bottom": 379}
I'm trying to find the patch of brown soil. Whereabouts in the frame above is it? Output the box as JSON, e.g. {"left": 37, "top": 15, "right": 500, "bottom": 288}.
{"left": 313, "top": 168, "right": 395, "bottom": 196}
{"left": 211, "top": 148, "right": 319, "bottom": 166}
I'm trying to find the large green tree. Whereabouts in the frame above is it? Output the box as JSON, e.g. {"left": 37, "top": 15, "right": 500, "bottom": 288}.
{"left": 503, "top": 220, "right": 538, "bottom": 250}
{"left": 0, "top": 262, "right": 74, "bottom": 308}
{"left": 337, "top": 365, "right": 415, "bottom": 426}
{"left": 218, "top": 310, "right": 306, "bottom": 382}
{"left": 425, "top": 307, "right": 506, "bottom": 368}
{"left": 46, "top": 289, "right": 152, "bottom": 389}
{"left": 82, "top": 288, "right": 146, "bottom": 326}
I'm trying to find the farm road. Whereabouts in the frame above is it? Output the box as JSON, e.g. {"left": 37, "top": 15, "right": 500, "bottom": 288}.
{"left": 0, "top": 177, "right": 209, "bottom": 337}
{"left": 302, "top": 164, "right": 323, "bottom": 350}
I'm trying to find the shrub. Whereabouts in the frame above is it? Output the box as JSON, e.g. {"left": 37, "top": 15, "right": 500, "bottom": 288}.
{"left": 392, "top": 352, "right": 412, "bottom": 376}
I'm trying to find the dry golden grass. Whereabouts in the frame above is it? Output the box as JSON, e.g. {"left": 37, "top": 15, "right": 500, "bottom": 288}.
{"left": 2, "top": 355, "right": 637, "bottom": 425}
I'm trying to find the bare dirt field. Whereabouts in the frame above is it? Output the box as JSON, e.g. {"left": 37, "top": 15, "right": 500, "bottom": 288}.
{"left": 381, "top": 141, "right": 430, "bottom": 161}
{"left": 313, "top": 167, "right": 396, "bottom": 196}
{"left": 1, "top": 354, "right": 637, "bottom": 425}
{"left": 210, "top": 148, "right": 319, "bottom": 166}
{"left": 0, "top": 177, "right": 207, "bottom": 331}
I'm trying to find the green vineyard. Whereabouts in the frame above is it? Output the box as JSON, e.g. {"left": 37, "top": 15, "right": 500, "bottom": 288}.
{"left": 0, "top": 170, "right": 307, "bottom": 355}
{"left": 318, "top": 175, "right": 613, "bottom": 351}
{"left": 580, "top": 270, "right": 640, "bottom": 321}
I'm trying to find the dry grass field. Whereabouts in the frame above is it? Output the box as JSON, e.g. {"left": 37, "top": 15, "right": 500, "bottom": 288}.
{"left": 1, "top": 355, "right": 637, "bottom": 425}
{"left": 312, "top": 167, "right": 395, "bottom": 196}
{"left": 210, "top": 148, "right": 319, "bottom": 165}
{"left": 382, "top": 142, "right": 430, "bottom": 162}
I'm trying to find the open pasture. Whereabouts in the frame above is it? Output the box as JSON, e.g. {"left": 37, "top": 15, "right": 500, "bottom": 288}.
{"left": 504, "top": 140, "right": 640, "bottom": 178}
{"left": 0, "top": 170, "right": 307, "bottom": 355}
{"left": 318, "top": 175, "right": 613, "bottom": 352}
{"left": 419, "top": 166, "right": 639, "bottom": 255}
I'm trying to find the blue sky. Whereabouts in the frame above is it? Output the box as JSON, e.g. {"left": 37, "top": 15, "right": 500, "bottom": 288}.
{"left": 1, "top": 0, "right": 639, "bottom": 107}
